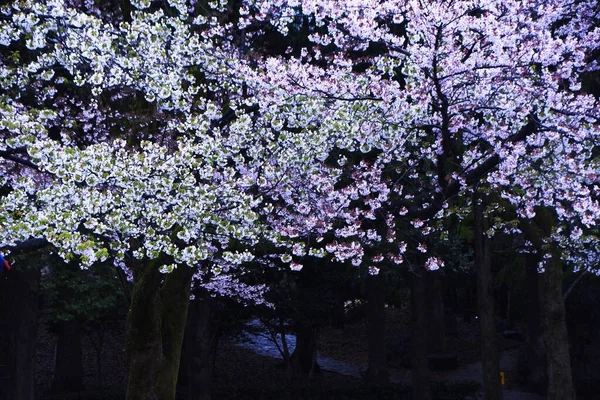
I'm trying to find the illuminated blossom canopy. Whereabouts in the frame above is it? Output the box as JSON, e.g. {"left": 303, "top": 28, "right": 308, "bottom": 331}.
{"left": 0, "top": 0, "right": 599, "bottom": 279}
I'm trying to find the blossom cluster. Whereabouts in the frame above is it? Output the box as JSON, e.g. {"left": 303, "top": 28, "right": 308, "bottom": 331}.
{"left": 1, "top": 0, "right": 599, "bottom": 304}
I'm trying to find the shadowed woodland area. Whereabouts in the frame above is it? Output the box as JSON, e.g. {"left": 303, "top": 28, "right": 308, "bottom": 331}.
{"left": 2, "top": 243, "right": 600, "bottom": 399}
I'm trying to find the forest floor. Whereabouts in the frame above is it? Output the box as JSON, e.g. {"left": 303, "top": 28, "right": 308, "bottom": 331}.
{"left": 33, "top": 306, "right": 561, "bottom": 399}
{"left": 235, "top": 307, "right": 546, "bottom": 399}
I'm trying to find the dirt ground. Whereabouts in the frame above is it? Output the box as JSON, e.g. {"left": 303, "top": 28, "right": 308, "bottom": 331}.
{"left": 32, "top": 306, "right": 535, "bottom": 399}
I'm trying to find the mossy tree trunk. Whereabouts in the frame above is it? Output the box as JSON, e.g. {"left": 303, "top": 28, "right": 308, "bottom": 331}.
{"left": 126, "top": 260, "right": 194, "bottom": 400}
{"left": 158, "top": 265, "right": 194, "bottom": 400}
{"left": 126, "top": 261, "right": 163, "bottom": 400}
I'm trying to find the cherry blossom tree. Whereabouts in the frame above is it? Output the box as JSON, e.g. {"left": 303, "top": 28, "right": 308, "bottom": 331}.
{"left": 1, "top": 1, "right": 599, "bottom": 399}
{"left": 0, "top": 1, "right": 278, "bottom": 398}
{"left": 235, "top": 1, "right": 600, "bottom": 398}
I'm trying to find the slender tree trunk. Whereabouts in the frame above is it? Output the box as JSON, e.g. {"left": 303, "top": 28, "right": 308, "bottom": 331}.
{"left": 525, "top": 254, "right": 546, "bottom": 394}
{"left": 87, "top": 329, "right": 105, "bottom": 389}
{"left": 505, "top": 290, "right": 514, "bottom": 330}
{"left": 52, "top": 320, "right": 84, "bottom": 393}
{"left": 541, "top": 254, "right": 575, "bottom": 400}
{"left": 444, "top": 277, "right": 458, "bottom": 337}
{"left": 412, "top": 271, "right": 430, "bottom": 400}
{"left": 0, "top": 264, "right": 40, "bottom": 400}
{"left": 178, "top": 298, "right": 198, "bottom": 398}
{"left": 474, "top": 193, "right": 502, "bottom": 400}
{"left": 427, "top": 271, "right": 445, "bottom": 354}
{"left": 366, "top": 272, "right": 389, "bottom": 384}
{"left": 279, "top": 317, "right": 294, "bottom": 384}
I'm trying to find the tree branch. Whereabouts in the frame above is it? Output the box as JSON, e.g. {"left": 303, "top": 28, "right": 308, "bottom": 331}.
{"left": 0, "top": 150, "right": 39, "bottom": 170}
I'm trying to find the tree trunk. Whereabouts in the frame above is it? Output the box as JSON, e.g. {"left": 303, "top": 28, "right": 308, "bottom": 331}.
{"left": 291, "top": 324, "right": 320, "bottom": 378}
{"left": 157, "top": 266, "right": 194, "bottom": 400}
{"left": 52, "top": 320, "right": 84, "bottom": 393}
{"left": 279, "top": 317, "right": 294, "bottom": 384}
{"left": 541, "top": 254, "right": 575, "bottom": 400}
{"left": 474, "top": 194, "right": 503, "bottom": 400}
{"left": 412, "top": 271, "right": 430, "bottom": 400}
{"left": 126, "top": 261, "right": 194, "bottom": 400}
{"left": 87, "top": 328, "right": 105, "bottom": 389}
{"left": 178, "top": 298, "right": 198, "bottom": 395}
{"left": 184, "top": 290, "right": 218, "bottom": 400}
{"left": 525, "top": 254, "right": 546, "bottom": 394}
{"left": 521, "top": 208, "right": 575, "bottom": 400}
{"left": 366, "top": 272, "right": 388, "bottom": 384}
{"left": 126, "top": 261, "right": 163, "bottom": 400}
{"left": 427, "top": 271, "right": 445, "bottom": 354}
{"left": 0, "top": 264, "right": 40, "bottom": 400}
{"left": 444, "top": 277, "right": 458, "bottom": 337}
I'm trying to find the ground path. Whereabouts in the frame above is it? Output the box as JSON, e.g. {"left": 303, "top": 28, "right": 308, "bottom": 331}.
{"left": 236, "top": 320, "right": 545, "bottom": 399}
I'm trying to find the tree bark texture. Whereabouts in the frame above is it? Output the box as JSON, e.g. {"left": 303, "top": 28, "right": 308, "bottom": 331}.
{"left": 412, "top": 271, "right": 431, "bottom": 400}
{"left": 427, "top": 271, "right": 445, "bottom": 354}
{"left": 541, "top": 254, "right": 575, "bottom": 400}
{"left": 474, "top": 194, "right": 503, "bottom": 400}
{"left": 157, "top": 266, "right": 194, "bottom": 400}
{"left": 444, "top": 277, "right": 458, "bottom": 337}
{"left": 180, "top": 289, "right": 218, "bottom": 400}
{"left": 366, "top": 272, "right": 389, "bottom": 384}
{"left": 525, "top": 254, "right": 547, "bottom": 394}
{"left": 178, "top": 298, "right": 198, "bottom": 395}
{"left": 52, "top": 320, "right": 84, "bottom": 393}
{"left": 291, "top": 324, "right": 320, "bottom": 379}
{"left": 0, "top": 264, "right": 40, "bottom": 400}
{"left": 126, "top": 261, "right": 193, "bottom": 400}
{"left": 126, "top": 262, "right": 163, "bottom": 400}
{"left": 521, "top": 208, "right": 575, "bottom": 400}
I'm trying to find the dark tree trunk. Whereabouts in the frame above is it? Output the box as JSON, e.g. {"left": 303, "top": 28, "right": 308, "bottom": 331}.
{"left": 427, "top": 271, "right": 445, "bottom": 354}
{"left": 125, "top": 261, "right": 193, "bottom": 400}
{"left": 157, "top": 266, "right": 194, "bottom": 400}
{"left": 291, "top": 325, "right": 320, "bottom": 378}
{"left": 505, "top": 289, "right": 514, "bottom": 330}
{"left": 541, "top": 254, "right": 575, "bottom": 400}
{"left": 52, "top": 320, "right": 84, "bottom": 393}
{"left": 0, "top": 264, "right": 40, "bottom": 400}
{"left": 444, "top": 307, "right": 458, "bottom": 337}
{"left": 412, "top": 271, "right": 430, "bottom": 400}
{"left": 126, "top": 262, "right": 163, "bottom": 400}
{"left": 87, "top": 328, "right": 105, "bottom": 389}
{"left": 522, "top": 208, "right": 575, "bottom": 400}
{"left": 178, "top": 298, "right": 198, "bottom": 394}
{"left": 525, "top": 254, "right": 547, "bottom": 394}
{"left": 279, "top": 317, "right": 294, "bottom": 383}
{"left": 444, "top": 277, "right": 458, "bottom": 337}
{"left": 474, "top": 194, "right": 503, "bottom": 400}
{"left": 463, "top": 275, "right": 478, "bottom": 323}
{"left": 182, "top": 290, "right": 218, "bottom": 400}
{"left": 366, "top": 273, "right": 388, "bottom": 384}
